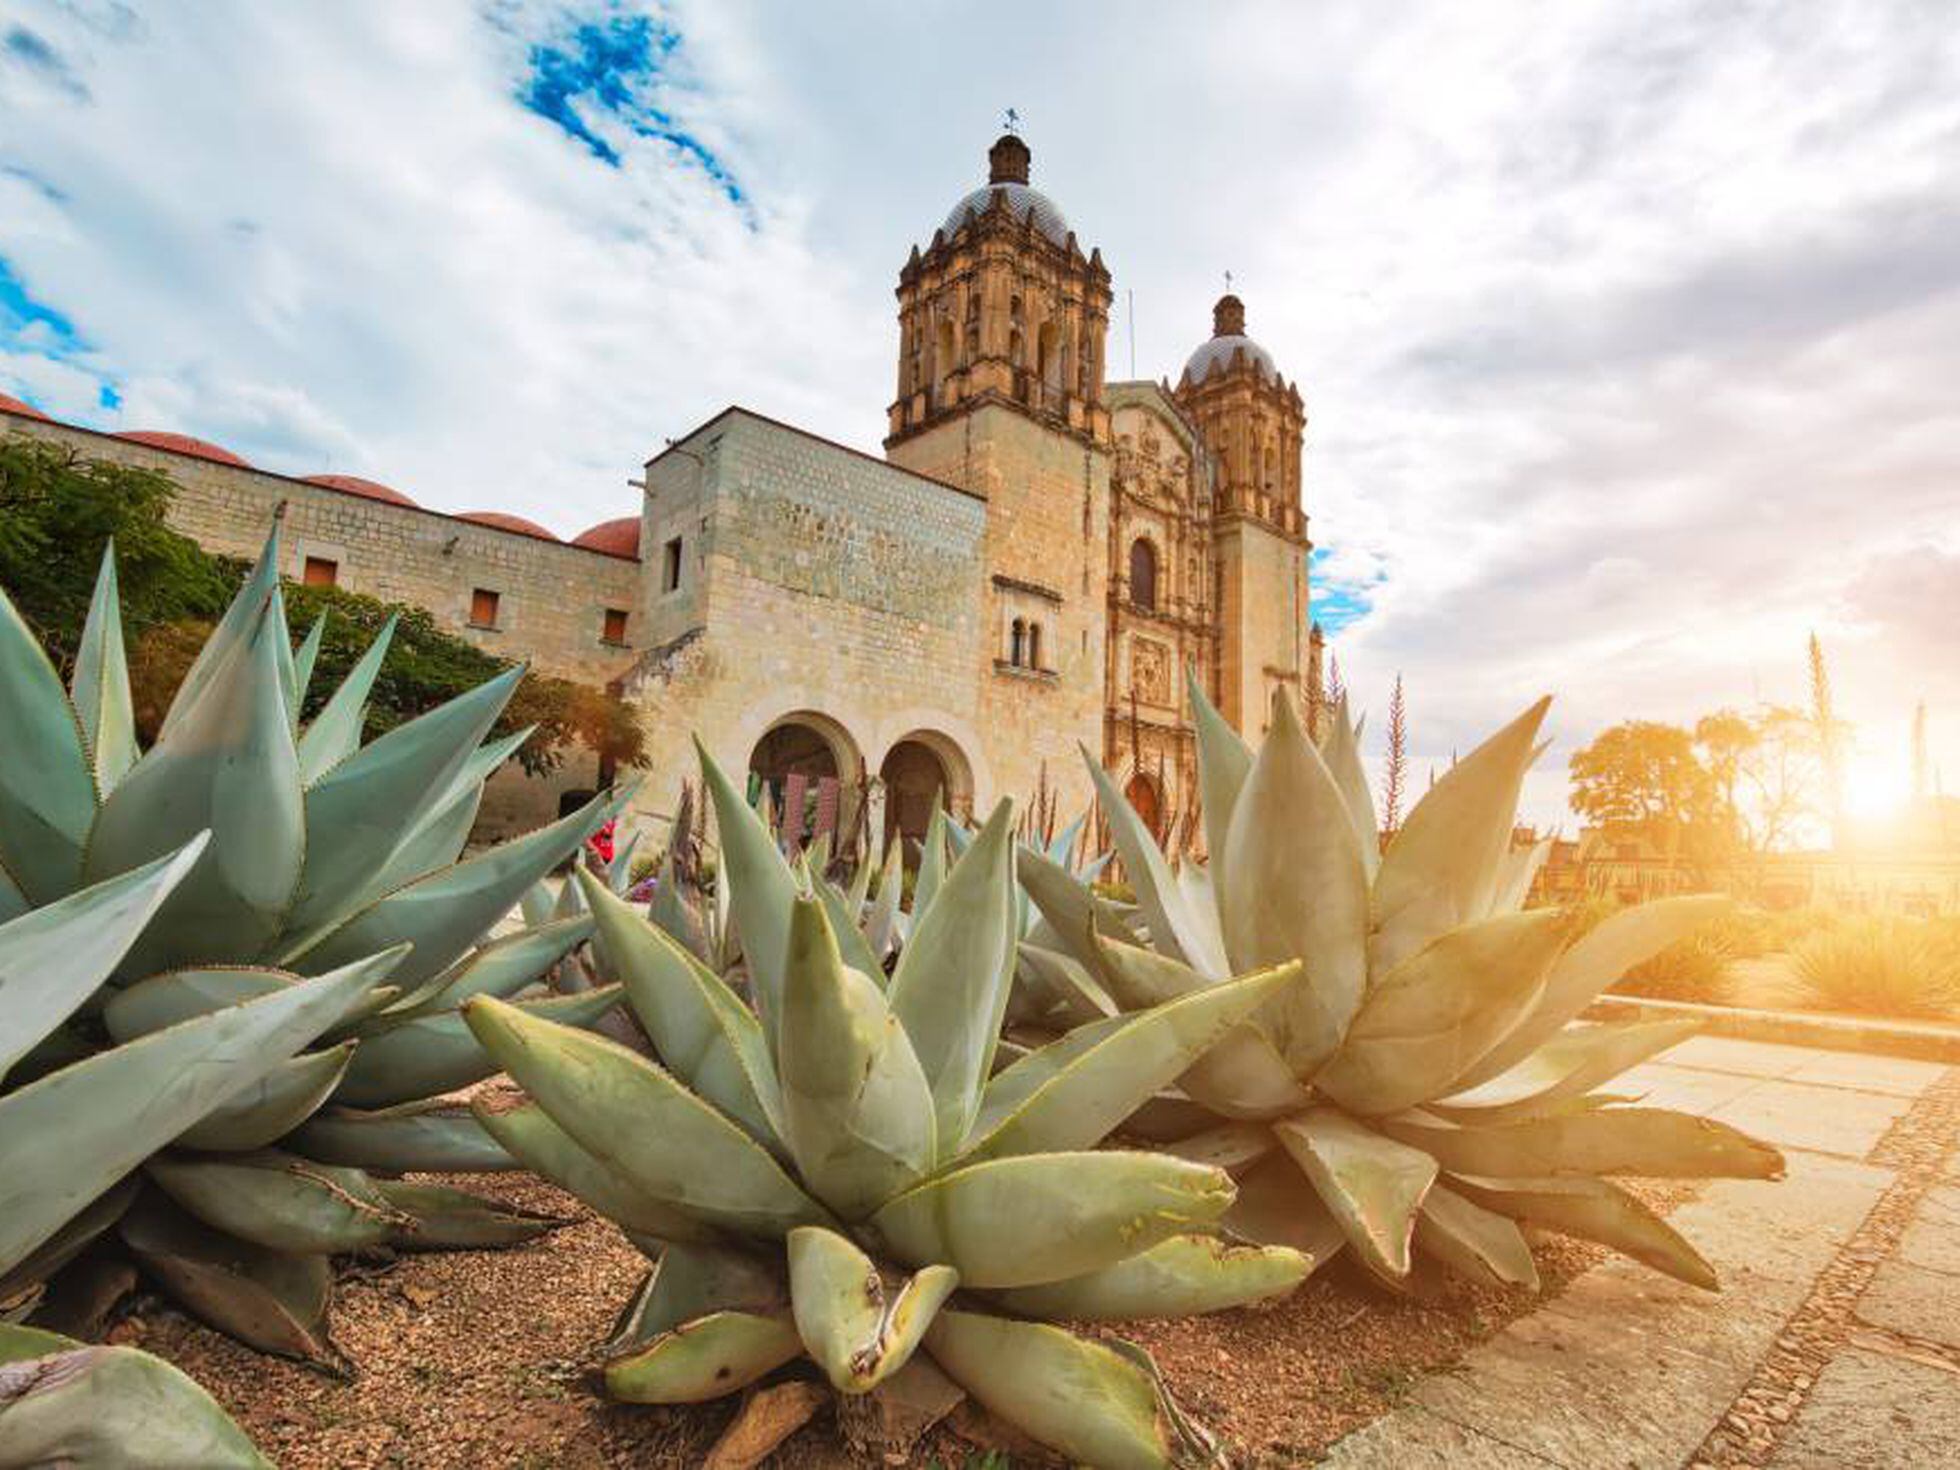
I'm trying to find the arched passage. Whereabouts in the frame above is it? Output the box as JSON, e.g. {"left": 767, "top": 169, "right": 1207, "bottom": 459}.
{"left": 748, "top": 712, "right": 860, "bottom": 853}
{"left": 1125, "top": 771, "right": 1163, "bottom": 843}
{"left": 878, "top": 730, "right": 975, "bottom": 865}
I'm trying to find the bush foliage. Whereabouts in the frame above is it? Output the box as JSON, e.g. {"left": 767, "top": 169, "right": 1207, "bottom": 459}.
{"left": 1790, "top": 917, "right": 1960, "bottom": 1020}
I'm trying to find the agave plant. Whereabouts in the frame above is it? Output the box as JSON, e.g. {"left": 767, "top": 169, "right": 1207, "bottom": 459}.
{"left": 0, "top": 530, "right": 626, "bottom": 1369}
{"left": 463, "top": 744, "right": 1314, "bottom": 1469}
{"left": 1018, "top": 673, "right": 1784, "bottom": 1295}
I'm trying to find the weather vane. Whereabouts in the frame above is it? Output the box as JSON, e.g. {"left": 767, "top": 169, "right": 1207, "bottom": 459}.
{"left": 1004, "top": 107, "right": 1020, "bottom": 135}
{"left": 1224, "top": 269, "right": 1234, "bottom": 292}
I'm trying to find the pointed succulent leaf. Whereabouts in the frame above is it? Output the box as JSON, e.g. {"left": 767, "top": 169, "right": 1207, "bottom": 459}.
{"left": 1161, "top": 1121, "right": 1277, "bottom": 1175}
{"left": 295, "top": 614, "right": 396, "bottom": 783}
{"left": 86, "top": 593, "right": 303, "bottom": 968}
{"left": 787, "top": 1225, "right": 957, "bottom": 1392}
{"left": 0, "top": 955, "right": 383, "bottom": 1274}
{"left": 103, "top": 947, "right": 409, "bottom": 1042}
{"left": 886, "top": 801, "right": 1019, "bottom": 1156}
{"left": 1017, "top": 844, "right": 1145, "bottom": 972}
{"left": 0, "top": 1337, "right": 273, "bottom": 1468}
{"left": 862, "top": 835, "right": 905, "bottom": 960}
{"left": 333, "top": 984, "right": 621, "bottom": 1109}
{"left": 266, "top": 580, "right": 300, "bottom": 720}
{"left": 290, "top": 614, "right": 325, "bottom": 711}
{"left": 963, "top": 961, "right": 1304, "bottom": 1160}
{"left": 1434, "top": 1019, "right": 1703, "bottom": 1124}
{"left": 697, "top": 740, "right": 801, "bottom": 1037}
{"left": 1222, "top": 1152, "right": 1349, "bottom": 1269}
{"left": 0, "top": 578, "right": 98, "bottom": 902}
{"left": 574, "top": 868, "right": 782, "bottom": 1144}
{"left": 778, "top": 898, "right": 935, "bottom": 1218}
{"left": 1274, "top": 1108, "right": 1438, "bottom": 1280}
{"left": 1452, "top": 1173, "right": 1718, "bottom": 1290}
{"left": 464, "top": 995, "right": 830, "bottom": 1238}
{"left": 373, "top": 1180, "right": 569, "bottom": 1250}
{"left": 608, "top": 1240, "right": 787, "bottom": 1354}
{"left": 846, "top": 839, "right": 877, "bottom": 913}
{"left": 295, "top": 1098, "right": 515, "bottom": 1174}
{"left": 914, "top": 803, "right": 949, "bottom": 916}
{"left": 1014, "top": 942, "right": 1117, "bottom": 1028}
{"left": 145, "top": 1152, "right": 410, "bottom": 1255}
{"left": 870, "top": 1151, "right": 1232, "bottom": 1289}
{"left": 1219, "top": 692, "right": 1368, "bottom": 1072}
{"left": 158, "top": 522, "right": 279, "bottom": 739}
{"left": 992, "top": 1232, "right": 1310, "bottom": 1321}
{"left": 815, "top": 874, "right": 884, "bottom": 979}
{"left": 604, "top": 1310, "right": 801, "bottom": 1404}
{"left": 1314, "top": 909, "right": 1569, "bottom": 1116}
{"left": 1320, "top": 696, "right": 1380, "bottom": 882}
{"left": 387, "top": 914, "right": 594, "bottom": 1016}
{"left": 175, "top": 1042, "right": 356, "bottom": 1151}
{"left": 1187, "top": 664, "right": 1252, "bottom": 892}
{"left": 355, "top": 726, "right": 531, "bottom": 904}
{"left": 1489, "top": 838, "right": 1550, "bottom": 918}
{"left": 1414, "top": 1182, "right": 1540, "bottom": 1290}
{"left": 285, "top": 668, "right": 520, "bottom": 932}
{"left": 70, "top": 541, "right": 139, "bottom": 790}
{"left": 0, "top": 862, "right": 24, "bottom": 925}
{"left": 472, "top": 1101, "right": 722, "bottom": 1243}
{"left": 1082, "top": 745, "right": 1228, "bottom": 977}
{"left": 1372, "top": 698, "right": 1550, "bottom": 974}
{"left": 1382, "top": 1107, "right": 1785, "bottom": 1181}
{"left": 0, "top": 835, "right": 208, "bottom": 1081}
{"left": 118, "top": 1193, "right": 344, "bottom": 1371}
{"left": 0, "top": 1178, "right": 139, "bottom": 1308}
{"left": 925, "top": 1310, "right": 1213, "bottom": 1470}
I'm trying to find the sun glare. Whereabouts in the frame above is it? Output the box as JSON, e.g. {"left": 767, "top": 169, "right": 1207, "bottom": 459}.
{"left": 1843, "top": 759, "right": 1911, "bottom": 822}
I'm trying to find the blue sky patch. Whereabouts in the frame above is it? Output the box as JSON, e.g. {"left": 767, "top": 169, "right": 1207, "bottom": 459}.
{"left": 1310, "top": 546, "right": 1379, "bottom": 634}
{"left": 518, "top": 9, "right": 746, "bottom": 210}
{"left": 0, "top": 253, "right": 122, "bottom": 417}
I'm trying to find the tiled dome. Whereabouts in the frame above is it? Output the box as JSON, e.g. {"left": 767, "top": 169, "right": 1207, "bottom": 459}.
{"left": 1182, "top": 294, "right": 1279, "bottom": 384}
{"left": 116, "top": 431, "right": 254, "bottom": 468}
{"left": 939, "top": 133, "right": 1071, "bottom": 247}
{"left": 571, "top": 516, "right": 641, "bottom": 558}
{"left": 0, "top": 391, "right": 50, "bottom": 420}
{"left": 458, "top": 510, "right": 558, "bottom": 541}
{"left": 304, "top": 474, "right": 419, "bottom": 508}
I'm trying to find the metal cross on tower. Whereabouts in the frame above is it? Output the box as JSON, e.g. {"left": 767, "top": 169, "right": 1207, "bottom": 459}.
{"left": 1224, "top": 269, "right": 1234, "bottom": 292}
{"left": 1003, "top": 107, "right": 1020, "bottom": 135}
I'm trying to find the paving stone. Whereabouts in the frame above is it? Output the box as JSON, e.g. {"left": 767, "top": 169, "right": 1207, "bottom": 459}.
{"left": 1897, "top": 1185, "right": 1960, "bottom": 1275}
{"left": 1769, "top": 1346, "right": 1960, "bottom": 1468}
{"left": 1617, "top": 1063, "right": 1763, "bottom": 1115}
{"left": 1781, "top": 1052, "right": 1952, "bottom": 1099}
{"left": 1858, "top": 1258, "right": 1960, "bottom": 1348}
{"left": 1710, "top": 1078, "right": 1913, "bottom": 1160}
{"left": 1319, "top": 1404, "right": 1561, "bottom": 1467}
{"left": 1659, "top": 1036, "right": 1824, "bottom": 1081}
{"left": 1661, "top": 1152, "right": 1893, "bottom": 1298}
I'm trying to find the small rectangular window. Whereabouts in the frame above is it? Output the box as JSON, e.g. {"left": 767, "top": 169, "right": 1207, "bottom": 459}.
{"left": 602, "top": 607, "right": 628, "bottom": 644}
{"left": 662, "top": 536, "right": 683, "bottom": 593}
{"left": 301, "top": 556, "right": 338, "bottom": 588}
{"left": 469, "top": 588, "right": 500, "bottom": 628}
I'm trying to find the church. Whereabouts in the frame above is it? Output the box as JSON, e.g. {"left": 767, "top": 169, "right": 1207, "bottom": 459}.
{"left": 0, "top": 132, "right": 1316, "bottom": 858}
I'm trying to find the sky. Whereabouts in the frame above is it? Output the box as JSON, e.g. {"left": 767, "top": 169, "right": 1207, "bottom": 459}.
{"left": 3, "top": 0, "right": 1957, "bottom": 830}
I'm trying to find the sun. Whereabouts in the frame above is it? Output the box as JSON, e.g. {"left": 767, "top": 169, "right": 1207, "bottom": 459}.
{"left": 1843, "top": 758, "right": 1912, "bottom": 822}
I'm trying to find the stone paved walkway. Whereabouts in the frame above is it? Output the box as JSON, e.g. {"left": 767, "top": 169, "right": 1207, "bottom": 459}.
{"left": 1322, "top": 1035, "right": 1960, "bottom": 1469}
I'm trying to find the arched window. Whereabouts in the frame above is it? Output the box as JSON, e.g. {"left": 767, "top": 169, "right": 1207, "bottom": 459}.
{"left": 1129, "top": 539, "right": 1158, "bottom": 612}
{"left": 1010, "top": 617, "right": 1026, "bottom": 667}
{"left": 1009, "top": 328, "right": 1024, "bottom": 368}
{"left": 1027, "top": 623, "right": 1043, "bottom": 671}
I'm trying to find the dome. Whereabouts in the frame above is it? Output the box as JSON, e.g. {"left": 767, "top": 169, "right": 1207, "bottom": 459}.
{"left": 116, "top": 430, "right": 253, "bottom": 468}
{"left": 938, "top": 133, "right": 1070, "bottom": 247}
{"left": 0, "top": 391, "right": 50, "bottom": 420}
{"left": 1181, "top": 294, "right": 1278, "bottom": 384}
{"left": 305, "top": 473, "right": 419, "bottom": 508}
{"left": 571, "top": 516, "right": 641, "bottom": 558}
{"left": 458, "top": 510, "right": 558, "bottom": 541}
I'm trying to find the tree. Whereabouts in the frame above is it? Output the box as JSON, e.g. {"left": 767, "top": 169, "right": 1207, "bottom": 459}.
{"left": 1808, "top": 632, "right": 1846, "bottom": 845}
{"left": 1568, "top": 721, "right": 1713, "bottom": 828}
{"left": 1382, "top": 674, "right": 1408, "bottom": 837}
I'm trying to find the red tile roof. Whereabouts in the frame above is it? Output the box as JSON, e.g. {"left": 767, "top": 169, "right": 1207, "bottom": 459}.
{"left": 571, "top": 515, "right": 641, "bottom": 558}
{"left": 458, "top": 510, "right": 559, "bottom": 541}
{"left": 117, "top": 430, "right": 253, "bottom": 468}
{"left": 0, "top": 392, "right": 51, "bottom": 420}
{"left": 303, "top": 473, "right": 420, "bottom": 508}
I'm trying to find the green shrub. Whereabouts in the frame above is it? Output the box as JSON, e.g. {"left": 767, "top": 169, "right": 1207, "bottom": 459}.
{"left": 1790, "top": 918, "right": 1960, "bottom": 1020}
{"left": 1615, "top": 931, "right": 1736, "bottom": 1004}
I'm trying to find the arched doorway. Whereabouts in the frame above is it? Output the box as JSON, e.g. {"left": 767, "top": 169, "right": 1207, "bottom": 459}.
{"left": 748, "top": 713, "right": 858, "bottom": 854}
{"left": 1125, "top": 771, "right": 1163, "bottom": 843}
{"left": 880, "top": 740, "right": 949, "bottom": 865}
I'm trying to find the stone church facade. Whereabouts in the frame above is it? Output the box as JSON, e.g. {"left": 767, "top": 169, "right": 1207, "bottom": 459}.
{"left": 0, "top": 133, "right": 1314, "bottom": 858}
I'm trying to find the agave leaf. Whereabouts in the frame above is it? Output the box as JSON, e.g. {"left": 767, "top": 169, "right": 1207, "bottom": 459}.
{"left": 464, "top": 996, "right": 829, "bottom": 1239}
{"left": 1371, "top": 698, "right": 1550, "bottom": 975}
{"left": 294, "top": 1098, "right": 514, "bottom": 1174}
{"left": 0, "top": 583, "right": 97, "bottom": 902}
{"left": 646, "top": 845, "right": 709, "bottom": 961}
{"left": 1018, "top": 845, "right": 1145, "bottom": 970}
{"left": 778, "top": 899, "right": 935, "bottom": 1218}
{"left": 332, "top": 985, "right": 621, "bottom": 1109}
{"left": 1313, "top": 909, "right": 1568, "bottom": 1117}
{"left": 1218, "top": 693, "right": 1368, "bottom": 1073}
{"left": 608, "top": 1240, "right": 787, "bottom": 1354}
{"left": 0, "top": 956, "right": 384, "bottom": 1274}
{"left": 991, "top": 1232, "right": 1310, "bottom": 1322}
{"left": 472, "top": 1101, "right": 722, "bottom": 1244}
{"left": 86, "top": 592, "right": 303, "bottom": 969}
{"left": 145, "top": 1152, "right": 410, "bottom": 1254}
{"left": 1488, "top": 838, "right": 1550, "bottom": 918}
{"left": 286, "top": 787, "right": 627, "bottom": 986}
{"left": 372, "top": 1180, "right": 570, "bottom": 1250}
{"left": 295, "top": 614, "right": 396, "bottom": 783}
{"left": 1187, "top": 666, "right": 1251, "bottom": 892}
{"left": 1382, "top": 1107, "right": 1785, "bottom": 1181}
{"left": 1319, "top": 696, "right": 1380, "bottom": 882}
{"left": 0, "top": 1337, "right": 273, "bottom": 1468}
{"left": 870, "top": 1152, "right": 1232, "bottom": 1289}
{"left": 118, "top": 1193, "right": 344, "bottom": 1371}
{"left": 1159, "top": 1121, "right": 1276, "bottom": 1175}
{"left": 963, "top": 962, "right": 1304, "bottom": 1160}
{"left": 285, "top": 668, "right": 520, "bottom": 933}
{"left": 1451, "top": 1173, "right": 1718, "bottom": 1290}
{"left": 1082, "top": 745, "right": 1228, "bottom": 977}
{"left": 607, "top": 827, "right": 642, "bottom": 895}
{"left": 573, "top": 869, "right": 782, "bottom": 1144}
{"left": 1434, "top": 1019, "right": 1703, "bottom": 1124}
{"left": 846, "top": 840, "right": 877, "bottom": 914}
{"left": 266, "top": 579, "right": 300, "bottom": 719}
{"left": 0, "top": 1178, "right": 140, "bottom": 1307}
{"left": 290, "top": 614, "right": 325, "bottom": 711}
{"left": 604, "top": 1309, "right": 801, "bottom": 1404}
{"left": 1014, "top": 942, "right": 1118, "bottom": 1028}
{"left": 0, "top": 836, "right": 209, "bottom": 1082}
{"left": 925, "top": 1310, "right": 1208, "bottom": 1470}
{"left": 862, "top": 836, "right": 905, "bottom": 960}
{"left": 914, "top": 803, "right": 949, "bottom": 917}
{"left": 1414, "top": 1183, "right": 1539, "bottom": 1291}
{"left": 815, "top": 875, "right": 884, "bottom": 980}
{"left": 175, "top": 1042, "right": 355, "bottom": 1152}
{"left": 70, "top": 541, "right": 138, "bottom": 791}
{"left": 886, "top": 802, "right": 1018, "bottom": 1157}
{"left": 156, "top": 523, "right": 277, "bottom": 733}
{"left": 697, "top": 741, "right": 801, "bottom": 1036}
{"left": 1221, "top": 1153, "right": 1349, "bottom": 1268}
{"left": 386, "top": 914, "right": 594, "bottom": 1017}
{"left": 103, "top": 947, "right": 409, "bottom": 1042}
{"left": 1274, "top": 1109, "right": 1437, "bottom": 1280}
{"left": 0, "top": 861, "right": 25, "bottom": 926}
{"left": 1460, "top": 895, "right": 1733, "bottom": 1090}
{"left": 787, "top": 1225, "right": 957, "bottom": 1392}
{"left": 356, "top": 727, "right": 532, "bottom": 905}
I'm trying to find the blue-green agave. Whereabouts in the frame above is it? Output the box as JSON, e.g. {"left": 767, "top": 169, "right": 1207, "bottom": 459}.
{"left": 462, "top": 744, "right": 1312, "bottom": 1469}
{"left": 1018, "top": 674, "right": 1784, "bottom": 1294}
